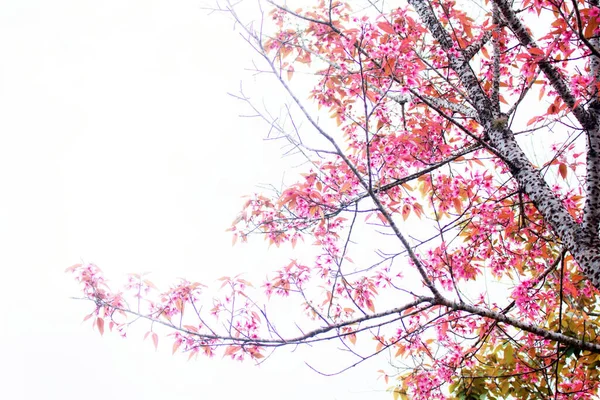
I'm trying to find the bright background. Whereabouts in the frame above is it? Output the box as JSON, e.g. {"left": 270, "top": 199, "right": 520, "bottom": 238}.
{"left": 0, "top": 0, "right": 390, "bottom": 398}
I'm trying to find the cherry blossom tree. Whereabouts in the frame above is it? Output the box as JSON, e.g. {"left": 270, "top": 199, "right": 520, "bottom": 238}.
{"left": 68, "top": 0, "right": 600, "bottom": 398}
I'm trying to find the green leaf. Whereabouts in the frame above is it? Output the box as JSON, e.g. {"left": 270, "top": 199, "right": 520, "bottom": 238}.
{"left": 504, "top": 344, "right": 514, "bottom": 364}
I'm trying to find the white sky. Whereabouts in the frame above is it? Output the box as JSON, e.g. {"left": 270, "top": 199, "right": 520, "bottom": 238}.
{"left": 0, "top": 0, "right": 391, "bottom": 399}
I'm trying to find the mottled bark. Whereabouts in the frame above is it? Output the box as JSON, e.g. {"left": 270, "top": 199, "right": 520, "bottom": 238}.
{"left": 409, "top": 0, "right": 600, "bottom": 288}
{"left": 492, "top": 0, "right": 594, "bottom": 127}
{"left": 584, "top": 0, "right": 600, "bottom": 243}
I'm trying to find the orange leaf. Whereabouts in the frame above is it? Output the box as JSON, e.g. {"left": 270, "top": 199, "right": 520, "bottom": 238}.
{"left": 309, "top": 205, "right": 320, "bottom": 217}
{"left": 340, "top": 181, "right": 352, "bottom": 193}
{"left": 528, "top": 47, "right": 545, "bottom": 56}
{"left": 481, "top": 46, "right": 489, "bottom": 59}
{"left": 453, "top": 197, "right": 462, "bottom": 214}
{"left": 287, "top": 66, "right": 294, "bottom": 81}
{"left": 559, "top": 163, "right": 568, "bottom": 180}
{"left": 297, "top": 51, "right": 311, "bottom": 64}
{"left": 527, "top": 116, "right": 539, "bottom": 126}
{"left": 224, "top": 346, "right": 241, "bottom": 357}
{"left": 585, "top": 18, "right": 599, "bottom": 38}
{"left": 172, "top": 340, "right": 181, "bottom": 355}
{"left": 538, "top": 86, "right": 545, "bottom": 101}
{"left": 365, "top": 90, "right": 379, "bottom": 103}
{"left": 395, "top": 344, "right": 406, "bottom": 358}
{"left": 237, "top": 278, "right": 254, "bottom": 287}
{"left": 348, "top": 333, "right": 357, "bottom": 345}
{"left": 412, "top": 203, "right": 424, "bottom": 219}
{"left": 464, "top": 23, "right": 473, "bottom": 38}
{"left": 401, "top": 204, "right": 411, "bottom": 221}
{"left": 383, "top": 58, "right": 396, "bottom": 76}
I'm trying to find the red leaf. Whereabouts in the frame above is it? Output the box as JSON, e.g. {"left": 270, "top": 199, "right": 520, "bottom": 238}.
{"left": 152, "top": 333, "right": 159, "bottom": 350}
{"left": 547, "top": 103, "right": 559, "bottom": 115}
{"left": 383, "top": 58, "right": 396, "bottom": 76}
{"left": 366, "top": 298, "right": 375, "bottom": 313}
{"left": 65, "top": 263, "right": 82, "bottom": 273}
{"left": 175, "top": 298, "right": 184, "bottom": 312}
{"left": 96, "top": 318, "right": 105, "bottom": 336}
{"left": 143, "top": 279, "right": 158, "bottom": 290}
{"left": 183, "top": 324, "right": 199, "bottom": 332}
{"left": 377, "top": 21, "right": 395, "bottom": 34}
